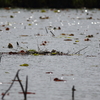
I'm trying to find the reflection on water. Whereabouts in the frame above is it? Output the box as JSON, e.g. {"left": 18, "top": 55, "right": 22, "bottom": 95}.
{"left": 0, "top": 8, "right": 100, "bottom": 100}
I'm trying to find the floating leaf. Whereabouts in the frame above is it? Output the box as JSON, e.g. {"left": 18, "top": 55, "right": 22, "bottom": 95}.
{"left": 6, "top": 27, "right": 10, "bottom": 30}
{"left": 46, "top": 72, "right": 53, "bottom": 74}
{"left": 28, "top": 49, "right": 37, "bottom": 52}
{"left": 2, "top": 25, "right": 5, "bottom": 27}
{"left": 51, "top": 50, "right": 58, "bottom": 55}
{"left": 69, "top": 34, "right": 74, "bottom": 36}
{"left": 61, "top": 33, "right": 66, "bottom": 35}
{"left": 64, "top": 39, "right": 72, "bottom": 41}
{"left": 67, "top": 37, "right": 72, "bottom": 38}
{"left": 41, "top": 9, "right": 46, "bottom": 12}
{"left": 54, "top": 78, "right": 66, "bottom": 82}
{"left": 19, "top": 50, "right": 25, "bottom": 53}
{"left": 75, "top": 40, "right": 79, "bottom": 42}
{"left": 51, "top": 52, "right": 57, "bottom": 55}
{"left": 20, "top": 63, "right": 29, "bottom": 66}
{"left": 86, "top": 35, "right": 93, "bottom": 38}
{"left": 84, "top": 38, "right": 90, "bottom": 41}
{"left": 73, "top": 43, "right": 77, "bottom": 44}
{"left": 28, "top": 24, "right": 32, "bottom": 26}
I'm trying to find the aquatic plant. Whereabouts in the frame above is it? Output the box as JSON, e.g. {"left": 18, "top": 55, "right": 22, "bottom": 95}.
{"left": 28, "top": 49, "right": 37, "bottom": 53}
{"left": 20, "top": 63, "right": 29, "bottom": 66}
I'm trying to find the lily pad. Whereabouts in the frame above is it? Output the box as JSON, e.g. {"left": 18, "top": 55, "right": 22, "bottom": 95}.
{"left": 28, "top": 49, "right": 37, "bottom": 52}
{"left": 75, "top": 40, "right": 79, "bottom": 42}
{"left": 20, "top": 63, "right": 29, "bottom": 66}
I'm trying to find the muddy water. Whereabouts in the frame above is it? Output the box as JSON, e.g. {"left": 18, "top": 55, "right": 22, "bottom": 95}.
{"left": 0, "top": 8, "right": 100, "bottom": 100}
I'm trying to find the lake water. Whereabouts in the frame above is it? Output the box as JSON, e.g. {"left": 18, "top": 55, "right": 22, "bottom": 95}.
{"left": 0, "top": 8, "right": 100, "bottom": 100}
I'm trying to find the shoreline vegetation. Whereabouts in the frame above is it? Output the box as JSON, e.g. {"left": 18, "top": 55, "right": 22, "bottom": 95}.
{"left": 0, "top": 0, "right": 100, "bottom": 8}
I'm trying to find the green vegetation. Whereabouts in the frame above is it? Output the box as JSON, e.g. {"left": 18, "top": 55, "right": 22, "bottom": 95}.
{"left": 0, "top": 0, "right": 100, "bottom": 8}
{"left": 20, "top": 63, "right": 29, "bottom": 66}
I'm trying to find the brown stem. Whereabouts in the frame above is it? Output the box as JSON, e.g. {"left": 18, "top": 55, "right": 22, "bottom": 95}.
{"left": 25, "top": 76, "right": 28, "bottom": 100}
{"left": 1, "top": 70, "right": 20, "bottom": 99}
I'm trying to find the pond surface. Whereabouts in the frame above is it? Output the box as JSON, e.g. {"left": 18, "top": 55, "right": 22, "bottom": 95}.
{"left": 0, "top": 8, "right": 100, "bottom": 100}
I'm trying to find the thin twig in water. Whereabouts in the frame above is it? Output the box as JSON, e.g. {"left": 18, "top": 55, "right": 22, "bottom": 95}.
{"left": 45, "top": 27, "right": 48, "bottom": 33}
{"left": 0, "top": 53, "right": 2, "bottom": 62}
{"left": 72, "top": 85, "right": 75, "bottom": 100}
{"left": 1, "top": 70, "right": 27, "bottom": 100}
{"left": 50, "top": 31, "right": 55, "bottom": 37}
{"left": 1, "top": 70, "right": 20, "bottom": 99}
{"left": 16, "top": 70, "right": 26, "bottom": 98}
{"left": 16, "top": 42, "right": 19, "bottom": 47}
{"left": 36, "top": 38, "right": 40, "bottom": 52}
{"left": 74, "top": 46, "right": 88, "bottom": 54}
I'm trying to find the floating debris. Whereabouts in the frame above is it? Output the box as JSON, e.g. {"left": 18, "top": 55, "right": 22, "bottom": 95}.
{"left": 5, "top": 27, "right": 10, "bottom": 31}
{"left": 8, "top": 43, "right": 13, "bottom": 48}
{"left": 84, "top": 38, "right": 90, "bottom": 41}
{"left": 54, "top": 78, "right": 66, "bottom": 82}
{"left": 53, "top": 27, "right": 61, "bottom": 30}
{"left": 86, "top": 35, "right": 93, "bottom": 38}
{"left": 10, "top": 15, "right": 14, "bottom": 18}
{"left": 60, "top": 33, "right": 66, "bottom": 35}
{"left": 69, "top": 34, "right": 74, "bottom": 36}
{"left": 46, "top": 72, "right": 53, "bottom": 74}
{"left": 39, "top": 16, "right": 49, "bottom": 19}
{"left": 87, "top": 17, "right": 92, "bottom": 19}
{"left": 64, "top": 39, "right": 72, "bottom": 41}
